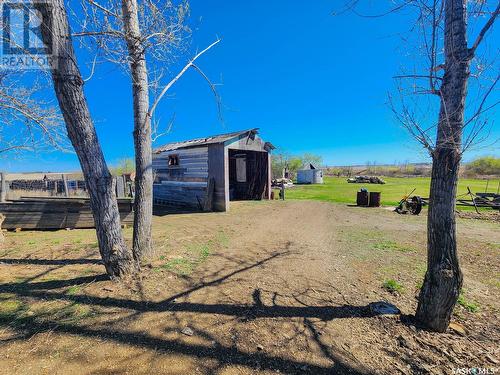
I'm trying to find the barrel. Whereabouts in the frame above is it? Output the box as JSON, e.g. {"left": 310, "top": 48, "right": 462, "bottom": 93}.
{"left": 369, "top": 192, "right": 381, "bottom": 207}
{"left": 356, "top": 191, "right": 369, "bottom": 206}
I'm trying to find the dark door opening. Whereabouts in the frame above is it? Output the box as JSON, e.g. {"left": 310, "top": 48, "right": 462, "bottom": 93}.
{"left": 229, "top": 149, "right": 269, "bottom": 201}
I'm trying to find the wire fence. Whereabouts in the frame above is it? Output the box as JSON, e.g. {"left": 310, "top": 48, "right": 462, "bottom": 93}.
{"left": 8, "top": 179, "right": 87, "bottom": 194}
{"left": 0, "top": 173, "right": 133, "bottom": 201}
{"left": 4, "top": 179, "right": 87, "bottom": 199}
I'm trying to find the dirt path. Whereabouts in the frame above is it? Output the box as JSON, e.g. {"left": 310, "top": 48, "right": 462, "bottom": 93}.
{"left": 0, "top": 201, "right": 498, "bottom": 374}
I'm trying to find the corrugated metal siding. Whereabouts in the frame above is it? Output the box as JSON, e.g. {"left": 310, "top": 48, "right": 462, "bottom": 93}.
{"left": 297, "top": 169, "right": 323, "bottom": 184}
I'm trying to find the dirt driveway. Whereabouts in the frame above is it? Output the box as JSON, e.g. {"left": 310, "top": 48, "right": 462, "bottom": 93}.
{"left": 0, "top": 201, "right": 498, "bottom": 374}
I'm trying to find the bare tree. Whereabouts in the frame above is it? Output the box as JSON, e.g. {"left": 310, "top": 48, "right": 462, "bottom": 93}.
{"left": 121, "top": 0, "right": 155, "bottom": 262}
{"left": 72, "top": 0, "right": 221, "bottom": 262}
{"left": 0, "top": 78, "right": 66, "bottom": 155}
{"left": 343, "top": 0, "right": 499, "bottom": 331}
{"left": 0, "top": 45, "right": 67, "bottom": 155}
{"left": 414, "top": 0, "right": 499, "bottom": 333}
{"left": 34, "top": 0, "right": 135, "bottom": 278}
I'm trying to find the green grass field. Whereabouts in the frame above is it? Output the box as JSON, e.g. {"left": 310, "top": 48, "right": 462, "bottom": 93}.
{"left": 284, "top": 176, "right": 499, "bottom": 207}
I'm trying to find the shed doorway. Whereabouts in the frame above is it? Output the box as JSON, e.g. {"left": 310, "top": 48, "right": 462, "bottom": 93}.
{"left": 228, "top": 149, "right": 269, "bottom": 201}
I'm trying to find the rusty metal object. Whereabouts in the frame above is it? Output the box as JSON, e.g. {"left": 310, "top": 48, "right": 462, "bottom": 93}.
{"left": 369, "top": 192, "right": 381, "bottom": 207}
{"left": 357, "top": 190, "right": 369, "bottom": 206}
{"left": 396, "top": 195, "right": 426, "bottom": 215}
{"left": 395, "top": 185, "right": 499, "bottom": 216}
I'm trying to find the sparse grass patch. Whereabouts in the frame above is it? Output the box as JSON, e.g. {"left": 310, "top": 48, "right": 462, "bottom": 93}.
{"left": 216, "top": 230, "right": 229, "bottom": 247}
{"left": 416, "top": 264, "right": 427, "bottom": 276}
{"left": 382, "top": 279, "right": 403, "bottom": 294}
{"left": 80, "top": 268, "right": 96, "bottom": 276}
{"left": 485, "top": 278, "right": 500, "bottom": 289}
{"left": 373, "top": 240, "right": 414, "bottom": 253}
{"left": 0, "top": 298, "right": 25, "bottom": 320}
{"left": 156, "top": 231, "right": 229, "bottom": 276}
{"left": 187, "top": 243, "right": 211, "bottom": 261}
{"left": 345, "top": 228, "right": 384, "bottom": 243}
{"left": 161, "top": 258, "right": 194, "bottom": 275}
{"left": 66, "top": 286, "right": 80, "bottom": 295}
{"left": 457, "top": 292, "right": 480, "bottom": 313}
{"left": 31, "top": 301, "right": 95, "bottom": 324}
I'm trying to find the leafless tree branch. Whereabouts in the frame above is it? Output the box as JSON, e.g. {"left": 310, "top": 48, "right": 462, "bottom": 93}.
{"left": 148, "top": 38, "right": 221, "bottom": 119}
{"left": 468, "top": 1, "right": 500, "bottom": 58}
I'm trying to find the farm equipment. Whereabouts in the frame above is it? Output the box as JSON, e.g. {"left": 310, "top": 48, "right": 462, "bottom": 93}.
{"left": 456, "top": 188, "right": 500, "bottom": 212}
{"left": 395, "top": 189, "right": 427, "bottom": 215}
{"left": 395, "top": 186, "right": 500, "bottom": 215}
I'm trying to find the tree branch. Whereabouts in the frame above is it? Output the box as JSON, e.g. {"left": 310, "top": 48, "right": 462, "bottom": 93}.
{"left": 191, "top": 63, "right": 224, "bottom": 124}
{"left": 86, "top": 0, "right": 121, "bottom": 19}
{"left": 464, "top": 74, "right": 500, "bottom": 127}
{"left": 394, "top": 74, "right": 443, "bottom": 81}
{"left": 468, "top": 1, "right": 500, "bottom": 58}
{"left": 148, "top": 38, "right": 221, "bottom": 119}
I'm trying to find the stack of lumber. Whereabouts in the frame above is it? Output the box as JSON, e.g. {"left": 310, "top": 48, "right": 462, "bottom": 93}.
{"left": 0, "top": 197, "right": 133, "bottom": 230}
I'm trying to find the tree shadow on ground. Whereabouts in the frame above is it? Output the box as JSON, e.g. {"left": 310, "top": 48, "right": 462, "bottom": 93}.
{"left": 0, "top": 258, "right": 102, "bottom": 265}
{"left": 0, "top": 252, "right": 379, "bottom": 374}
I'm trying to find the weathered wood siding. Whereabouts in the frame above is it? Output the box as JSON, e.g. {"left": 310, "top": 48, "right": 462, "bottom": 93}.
{"left": 208, "top": 144, "right": 229, "bottom": 212}
{"left": 152, "top": 147, "right": 208, "bottom": 207}
{"left": 152, "top": 133, "right": 272, "bottom": 211}
{"left": 224, "top": 133, "right": 272, "bottom": 152}
{"left": 0, "top": 197, "right": 133, "bottom": 230}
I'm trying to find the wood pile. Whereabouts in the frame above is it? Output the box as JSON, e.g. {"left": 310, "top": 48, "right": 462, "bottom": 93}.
{"left": 0, "top": 197, "right": 133, "bottom": 230}
{"left": 347, "top": 176, "right": 386, "bottom": 184}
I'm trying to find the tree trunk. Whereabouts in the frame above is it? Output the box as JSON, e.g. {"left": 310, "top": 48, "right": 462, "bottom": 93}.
{"left": 36, "top": 0, "right": 135, "bottom": 278}
{"left": 416, "top": 0, "right": 469, "bottom": 332}
{"left": 121, "top": 0, "right": 154, "bottom": 262}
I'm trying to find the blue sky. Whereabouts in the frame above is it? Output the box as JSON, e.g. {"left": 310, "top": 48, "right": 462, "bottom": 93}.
{"left": 2, "top": 0, "right": 499, "bottom": 172}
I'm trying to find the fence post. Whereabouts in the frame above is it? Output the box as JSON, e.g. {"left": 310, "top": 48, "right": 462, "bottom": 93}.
{"left": 62, "top": 174, "right": 69, "bottom": 197}
{"left": 0, "top": 172, "right": 6, "bottom": 202}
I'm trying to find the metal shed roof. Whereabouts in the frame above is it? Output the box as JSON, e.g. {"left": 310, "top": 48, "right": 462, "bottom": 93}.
{"left": 300, "top": 163, "right": 318, "bottom": 170}
{"left": 153, "top": 128, "right": 273, "bottom": 153}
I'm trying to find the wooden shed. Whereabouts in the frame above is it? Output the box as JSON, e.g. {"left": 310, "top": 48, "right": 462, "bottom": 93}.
{"left": 152, "top": 129, "right": 274, "bottom": 212}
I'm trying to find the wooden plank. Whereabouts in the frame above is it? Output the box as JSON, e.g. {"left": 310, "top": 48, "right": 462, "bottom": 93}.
{"left": 62, "top": 174, "right": 69, "bottom": 197}
{"left": 176, "top": 162, "right": 208, "bottom": 168}
{"left": 208, "top": 144, "right": 228, "bottom": 212}
{"left": 0, "top": 172, "right": 6, "bottom": 202}
{"left": 155, "top": 147, "right": 208, "bottom": 157}
{"left": 203, "top": 177, "right": 215, "bottom": 211}
{"left": 184, "top": 172, "right": 209, "bottom": 177}
{"left": 0, "top": 197, "right": 133, "bottom": 230}
{"left": 159, "top": 181, "right": 207, "bottom": 187}
{"left": 116, "top": 175, "right": 126, "bottom": 198}
{"left": 226, "top": 134, "right": 268, "bottom": 152}
{"left": 154, "top": 174, "right": 207, "bottom": 183}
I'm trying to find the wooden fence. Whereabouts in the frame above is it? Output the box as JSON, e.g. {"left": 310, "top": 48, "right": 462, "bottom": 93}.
{"left": 0, "top": 172, "right": 134, "bottom": 230}
{"left": 0, "top": 172, "right": 131, "bottom": 202}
